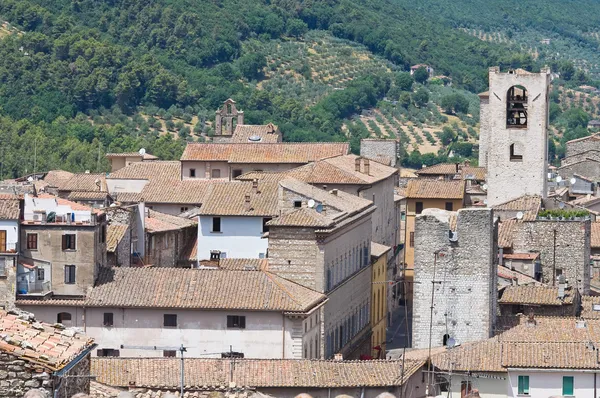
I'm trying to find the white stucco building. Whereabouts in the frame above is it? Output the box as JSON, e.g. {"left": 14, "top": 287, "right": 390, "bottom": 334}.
{"left": 17, "top": 267, "right": 326, "bottom": 359}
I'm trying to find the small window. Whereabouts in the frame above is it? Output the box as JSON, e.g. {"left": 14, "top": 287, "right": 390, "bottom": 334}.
{"left": 518, "top": 375, "right": 530, "bottom": 395}
{"left": 103, "top": 313, "right": 114, "bottom": 327}
{"left": 62, "top": 234, "right": 76, "bottom": 250}
{"left": 26, "top": 233, "right": 38, "bottom": 250}
{"left": 556, "top": 268, "right": 563, "bottom": 277}
{"left": 563, "top": 376, "right": 574, "bottom": 396}
{"left": 64, "top": 265, "right": 76, "bottom": 284}
{"left": 227, "top": 315, "right": 246, "bottom": 329}
{"left": 507, "top": 85, "right": 528, "bottom": 128}
{"left": 189, "top": 168, "right": 196, "bottom": 178}
{"left": 445, "top": 202, "right": 453, "bottom": 211}
{"left": 232, "top": 169, "right": 243, "bottom": 178}
{"left": 294, "top": 200, "right": 302, "bottom": 208}
{"left": 510, "top": 143, "right": 523, "bottom": 162}
{"left": 262, "top": 217, "right": 272, "bottom": 233}
{"left": 164, "top": 314, "right": 177, "bottom": 327}
{"left": 409, "top": 232, "right": 415, "bottom": 248}
{"left": 416, "top": 202, "right": 424, "bottom": 214}
{"left": 212, "top": 217, "right": 221, "bottom": 232}
{"left": 97, "top": 349, "right": 120, "bottom": 357}
{"left": 163, "top": 350, "right": 177, "bottom": 357}
{"left": 180, "top": 207, "right": 188, "bottom": 213}
{"left": 101, "top": 225, "right": 106, "bottom": 243}
{"left": 211, "top": 169, "right": 221, "bottom": 179}
{"left": 36, "top": 267, "right": 44, "bottom": 281}
{"left": 57, "top": 312, "right": 72, "bottom": 325}
{"left": 221, "top": 351, "right": 244, "bottom": 358}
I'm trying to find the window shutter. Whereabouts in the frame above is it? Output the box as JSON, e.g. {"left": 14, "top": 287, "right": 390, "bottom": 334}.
{"left": 563, "top": 376, "right": 574, "bottom": 396}
{"left": 227, "top": 316, "right": 233, "bottom": 328}
{"left": 62, "top": 235, "right": 67, "bottom": 250}
{"left": 64, "top": 266, "right": 69, "bottom": 284}
{"left": 240, "top": 316, "right": 246, "bottom": 329}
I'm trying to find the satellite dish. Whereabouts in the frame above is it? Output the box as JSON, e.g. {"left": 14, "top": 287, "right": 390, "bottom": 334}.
{"left": 483, "top": 199, "right": 488, "bottom": 205}
{"left": 482, "top": 184, "right": 488, "bottom": 191}
{"left": 559, "top": 202, "right": 565, "bottom": 209}
{"left": 307, "top": 199, "right": 316, "bottom": 208}
{"left": 516, "top": 211, "right": 524, "bottom": 220}
{"left": 570, "top": 177, "right": 577, "bottom": 185}
{"left": 556, "top": 176, "right": 562, "bottom": 183}
{"left": 447, "top": 337, "right": 456, "bottom": 348}
{"left": 315, "top": 204, "right": 324, "bottom": 213}
{"left": 27, "top": 177, "right": 33, "bottom": 182}
{"left": 139, "top": 148, "right": 146, "bottom": 156}
{"left": 248, "top": 135, "right": 261, "bottom": 142}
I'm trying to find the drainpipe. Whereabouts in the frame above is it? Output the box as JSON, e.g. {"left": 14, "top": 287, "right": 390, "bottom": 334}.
{"left": 595, "top": 372, "right": 597, "bottom": 398}
{"left": 282, "top": 313, "right": 286, "bottom": 358}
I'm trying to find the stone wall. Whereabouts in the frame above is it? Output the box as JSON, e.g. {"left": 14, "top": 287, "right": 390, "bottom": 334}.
{"left": 360, "top": 139, "right": 398, "bottom": 167}
{"left": 0, "top": 354, "right": 53, "bottom": 397}
{"left": 0, "top": 256, "right": 16, "bottom": 310}
{"left": 561, "top": 150, "right": 600, "bottom": 166}
{"left": 509, "top": 220, "right": 591, "bottom": 294}
{"left": 566, "top": 136, "right": 600, "bottom": 158}
{"left": 478, "top": 95, "right": 490, "bottom": 168}
{"left": 412, "top": 208, "right": 497, "bottom": 349}
{"left": 55, "top": 353, "right": 92, "bottom": 398}
{"left": 557, "top": 159, "right": 600, "bottom": 181}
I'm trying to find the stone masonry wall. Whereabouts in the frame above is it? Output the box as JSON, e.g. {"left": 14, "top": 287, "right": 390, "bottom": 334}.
{"left": 0, "top": 352, "right": 53, "bottom": 397}
{"left": 561, "top": 150, "right": 600, "bottom": 166}
{"left": 566, "top": 137, "right": 600, "bottom": 158}
{"left": 412, "top": 208, "right": 497, "bottom": 349}
{"left": 0, "top": 257, "right": 16, "bottom": 310}
{"left": 557, "top": 159, "right": 600, "bottom": 181}
{"left": 510, "top": 220, "right": 591, "bottom": 294}
{"left": 54, "top": 353, "right": 91, "bottom": 398}
{"left": 360, "top": 139, "right": 398, "bottom": 167}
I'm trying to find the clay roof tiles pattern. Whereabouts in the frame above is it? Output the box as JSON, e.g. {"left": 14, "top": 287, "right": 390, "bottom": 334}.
{"left": 497, "top": 265, "right": 539, "bottom": 286}
{"left": 108, "top": 161, "right": 180, "bottom": 180}
{"left": 499, "top": 285, "right": 576, "bottom": 306}
{"left": 105, "top": 152, "right": 158, "bottom": 160}
{"left": 198, "top": 181, "right": 280, "bottom": 217}
{"left": 415, "top": 163, "right": 486, "bottom": 181}
{"left": 566, "top": 132, "right": 600, "bottom": 144}
{"left": 180, "top": 143, "right": 349, "bottom": 163}
{"left": 405, "top": 179, "right": 465, "bottom": 199}
{"left": 581, "top": 296, "right": 600, "bottom": 319}
{"left": 58, "top": 173, "right": 107, "bottom": 192}
{"left": 92, "top": 358, "right": 424, "bottom": 389}
{"left": 267, "top": 208, "right": 334, "bottom": 228}
{"left": 231, "top": 124, "right": 281, "bottom": 143}
{"left": 145, "top": 209, "right": 196, "bottom": 233}
{"left": 198, "top": 258, "right": 269, "bottom": 271}
{"left": 88, "top": 267, "right": 326, "bottom": 312}
{"left": 67, "top": 191, "right": 110, "bottom": 201}
{"left": 0, "top": 197, "right": 20, "bottom": 219}
{"left": 497, "top": 219, "right": 517, "bottom": 248}
{"left": 592, "top": 223, "right": 600, "bottom": 248}
{"left": 492, "top": 195, "right": 542, "bottom": 222}
{"left": 42, "top": 170, "right": 75, "bottom": 188}
{"left": 106, "top": 224, "right": 128, "bottom": 253}
{"left": 0, "top": 309, "right": 94, "bottom": 371}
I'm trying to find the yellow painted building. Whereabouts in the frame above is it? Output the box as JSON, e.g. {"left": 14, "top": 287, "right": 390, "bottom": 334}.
{"left": 403, "top": 179, "right": 466, "bottom": 300}
{"left": 370, "top": 241, "right": 391, "bottom": 358}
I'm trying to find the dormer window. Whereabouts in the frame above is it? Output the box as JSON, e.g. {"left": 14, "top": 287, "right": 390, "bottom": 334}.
{"left": 507, "top": 85, "right": 528, "bottom": 128}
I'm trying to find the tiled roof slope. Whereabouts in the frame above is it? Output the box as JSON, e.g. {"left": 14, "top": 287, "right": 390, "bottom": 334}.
{"left": 497, "top": 265, "right": 539, "bottom": 286}
{"left": 0, "top": 197, "right": 20, "bottom": 220}
{"left": 67, "top": 191, "right": 110, "bottom": 201}
{"left": 145, "top": 209, "right": 196, "bottom": 233}
{"left": 431, "top": 339, "right": 504, "bottom": 372}
{"left": 0, "top": 309, "right": 94, "bottom": 371}
{"left": 320, "top": 155, "right": 398, "bottom": 184}
{"left": 566, "top": 132, "right": 600, "bottom": 144}
{"left": 416, "top": 163, "right": 486, "bottom": 181}
{"left": 58, "top": 173, "right": 107, "bottom": 192}
{"left": 198, "top": 181, "right": 279, "bottom": 217}
{"left": 88, "top": 267, "right": 326, "bottom": 312}
{"left": 405, "top": 179, "right": 465, "bottom": 199}
{"left": 231, "top": 124, "right": 281, "bottom": 143}
{"left": 92, "top": 358, "right": 424, "bottom": 389}
{"left": 493, "top": 194, "right": 541, "bottom": 221}
{"left": 106, "top": 224, "right": 128, "bottom": 253}
{"left": 592, "top": 222, "right": 600, "bottom": 248}
{"left": 43, "top": 170, "right": 74, "bottom": 188}
{"left": 267, "top": 208, "right": 334, "bottom": 228}
{"left": 108, "top": 161, "right": 180, "bottom": 180}
{"left": 180, "top": 143, "right": 349, "bottom": 163}
{"left": 499, "top": 285, "right": 576, "bottom": 306}
{"left": 105, "top": 152, "right": 158, "bottom": 160}
{"left": 497, "top": 219, "right": 516, "bottom": 248}
{"left": 198, "top": 258, "right": 268, "bottom": 271}
{"left": 581, "top": 295, "right": 600, "bottom": 319}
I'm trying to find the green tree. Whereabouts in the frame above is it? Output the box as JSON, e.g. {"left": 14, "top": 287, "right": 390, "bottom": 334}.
{"left": 399, "top": 92, "right": 412, "bottom": 108}
{"left": 412, "top": 87, "right": 429, "bottom": 107}
{"left": 395, "top": 72, "right": 414, "bottom": 91}
{"left": 286, "top": 18, "right": 308, "bottom": 38}
{"left": 413, "top": 67, "right": 429, "bottom": 84}
{"left": 237, "top": 53, "right": 267, "bottom": 80}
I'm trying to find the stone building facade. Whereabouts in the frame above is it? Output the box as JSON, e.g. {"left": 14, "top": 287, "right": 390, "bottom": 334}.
{"left": 557, "top": 158, "right": 600, "bottom": 181}
{"left": 412, "top": 208, "right": 497, "bottom": 349}
{"left": 561, "top": 149, "right": 600, "bottom": 166}
{"left": 359, "top": 139, "right": 399, "bottom": 167}
{"left": 566, "top": 134, "right": 600, "bottom": 158}
{"left": 479, "top": 67, "right": 551, "bottom": 206}
{"left": 214, "top": 98, "right": 244, "bottom": 139}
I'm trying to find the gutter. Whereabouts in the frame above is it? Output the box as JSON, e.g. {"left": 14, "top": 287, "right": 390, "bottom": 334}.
{"left": 506, "top": 367, "right": 600, "bottom": 373}
{"left": 53, "top": 343, "right": 97, "bottom": 398}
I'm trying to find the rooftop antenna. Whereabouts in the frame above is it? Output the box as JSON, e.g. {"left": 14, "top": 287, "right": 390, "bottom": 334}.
{"left": 516, "top": 211, "right": 524, "bottom": 220}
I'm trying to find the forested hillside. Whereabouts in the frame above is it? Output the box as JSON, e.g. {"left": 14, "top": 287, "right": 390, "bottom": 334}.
{"left": 0, "top": 0, "right": 597, "bottom": 176}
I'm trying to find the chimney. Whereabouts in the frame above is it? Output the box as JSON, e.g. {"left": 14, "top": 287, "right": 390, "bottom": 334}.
{"left": 526, "top": 313, "right": 536, "bottom": 327}
{"left": 455, "top": 163, "right": 459, "bottom": 173}
{"left": 210, "top": 250, "right": 221, "bottom": 266}
{"left": 331, "top": 189, "right": 338, "bottom": 196}
{"left": 558, "top": 274, "right": 566, "bottom": 299}
{"left": 458, "top": 162, "right": 464, "bottom": 173}
{"left": 252, "top": 179, "right": 258, "bottom": 194}
{"left": 333, "top": 353, "right": 343, "bottom": 361}
{"left": 355, "top": 157, "right": 361, "bottom": 172}
{"left": 244, "top": 194, "right": 251, "bottom": 211}
{"left": 364, "top": 159, "right": 370, "bottom": 176}
{"left": 323, "top": 185, "right": 327, "bottom": 191}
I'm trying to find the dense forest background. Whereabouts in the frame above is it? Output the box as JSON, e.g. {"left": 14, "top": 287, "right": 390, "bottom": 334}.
{"left": 0, "top": 0, "right": 598, "bottom": 176}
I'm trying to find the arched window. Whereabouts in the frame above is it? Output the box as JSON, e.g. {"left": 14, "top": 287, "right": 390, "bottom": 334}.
{"left": 57, "top": 312, "right": 72, "bottom": 326}
{"left": 443, "top": 333, "right": 450, "bottom": 346}
{"left": 507, "top": 85, "right": 528, "bottom": 128}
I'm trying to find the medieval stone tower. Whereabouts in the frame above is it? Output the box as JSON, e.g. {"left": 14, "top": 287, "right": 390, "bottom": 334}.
{"left": 412, "top": 208, "right": 497, "bottom": 349}
{"left": 479, "top": 67, "right": 551, "bottom": 206}
{"left": 215, "top": 98, "right": 244, "bottom": 136}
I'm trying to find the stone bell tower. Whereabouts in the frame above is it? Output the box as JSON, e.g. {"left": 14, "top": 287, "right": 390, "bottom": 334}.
{"left": 479, "top": 67, "right": 551, "bottom": 206}
{"left": 215, "top": 98, "right": 244, "bottom": 137}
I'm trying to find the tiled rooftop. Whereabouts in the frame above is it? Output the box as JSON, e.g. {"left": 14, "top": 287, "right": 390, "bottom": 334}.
{"left": 503, "top": 252, "right": 539, "bottom": 260}
{"left": 198, "top": 181, "right": 279, "bottom": 217}
{"left": 415, "top": 163, "right": 486, "bottom": 181}
{"left": 493, "top": 194, "right": 542, "bottom": 221}
{"left": 497, "top": 219, "right": 516, "bottom": 248}
{"left": 0, "top": 197, "right": 20, "bottom": 220}
{"left": 231, "top": 124, "right": 281, "bottom": 143}
{"left": 198, "top": 258, "right": 269, "bottom": 271}
{"left": 145, "top": 209, "right": 196, "bottom": 233}
{"left": 180, "top": 143, "right": 349, "bottom": 163}
{"left": 405, "top": 179, "right": 465, "bottom": 199}
{"left": 42, "top": 170, "right": 75, "bottom": 188}
{"left": 592, "top": 222, "right": 600, "bottom": 248}
{"left": 87, "top": 267, "right": 326, "bottom": 312}
{"left": 67, "top": 191, "right": 110, "bottom": 201}
{"left": 581, "top": 295, "right": 600, "bottom": 319}
{"left": 106, "top": 224, "right": 128, "bottom": 253}
{"left": 92, "top": 358, "right": 424, "bottom": 389}
{"left": 267, "top": 208, "right": 334, "bottom": 228}
{"left": 58, "top": 173, "right": 107, "bottom": 192}
{"left": 105, "top": 152, "right": 158, "bottom": 160}
{"left": 371, "top": 242, "right": 391, "bottom": 259}
{"left": 499, "top": 285, "right": 576, "bottom": 306}
{"left": 0, "top": 309, "right": 94, "bottom": 371}
{"left": 497, "top": 265, "right": 539, "bottom": 286}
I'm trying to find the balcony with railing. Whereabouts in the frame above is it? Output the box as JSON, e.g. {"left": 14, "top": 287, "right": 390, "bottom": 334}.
{"left": 17, "top": 280, "right": 51, "bottom": 295}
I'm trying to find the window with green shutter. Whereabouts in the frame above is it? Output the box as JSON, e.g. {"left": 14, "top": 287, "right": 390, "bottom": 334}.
{"left": 563, "top": 376, "right": 574, "bottom": 396}
{"left": 518, "top": 375, "right": 530, "bottom": 395}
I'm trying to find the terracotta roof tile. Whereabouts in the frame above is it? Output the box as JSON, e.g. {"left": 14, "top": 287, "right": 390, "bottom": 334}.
{"left": 581, "top": 295, "right": 600, "bottom": 319}
{"left": 108, "top": 161, "right": 180, "bottom": 180}
{"left": 497, "top": 265, "right": 539, "bottom": 286}
{"left": 180, "top": 143, "right": 349, "bottom": 163}
{"left": 106, "top": 224, "right": 128, "bottom": 253}
{"left": 405, "top": 179, "right": 465, "bottom": 199}
{"left": 231, "top": 124, "right": 281, "bottom": 143}
{"left": 0, "top": 198, "right": 20, "bottom": 220}
{"left": 503, "top": 252, "right": 539, "bottom": 260}
{"left": 498, "top": 219, "right": 516, "bottom": 248}
{"left": 566, "top": 132, "right": 600, "bottom": 145}
{"left": 198, "top": 181, "right": 279, "bottom": 217}
{"left": 199, "top": 258, "right": 269, "bottom": 271}
{"left": 592, "top": 223, "right": 600, "bottom": 248}
{"left": 67, "top": 191, "right": 110, "bottom": 201}
{"left": 0, "top": 309, "right": 93, "bottom": 371}
{"left": 92, "top": 358, "right": 424, "bottom": 389}
{"left": 145, "top": 209, "right": 196, "bottom": 233}
{"left": 42, "top": 170, "right": 75, "bottom": 188}
{"left": 58, "top": 173, "right": 107, "bottom": 192}
{"left": 268, "top": 208, "right": 334, "bottom": 228}
{"left": 499, "top": 285, "right": 576, "bottom": 305}
{"left": 493, "top": 195, "right": 542, "bottom": 221}
{"left": 105, "top": 152, "right": 158, "bottom": 160}
{"left": 87, "top": 267, "right": 326, "bottom": 312}
{"left": 416, "top": 163, "right": 486, "bottom": 181}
